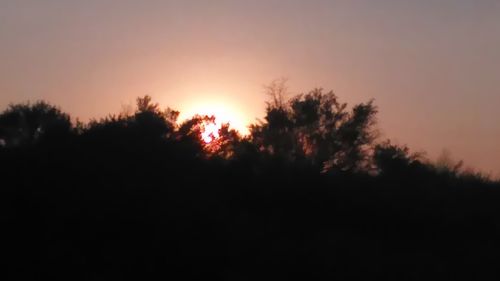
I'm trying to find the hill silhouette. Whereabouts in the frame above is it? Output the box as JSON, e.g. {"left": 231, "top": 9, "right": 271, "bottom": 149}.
{"left": 1, "top": 89, "right": 499, "bottom": 280}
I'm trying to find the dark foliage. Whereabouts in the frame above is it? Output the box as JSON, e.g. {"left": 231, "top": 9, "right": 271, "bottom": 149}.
{"left": 1, "top": 93, "right": 499, "bottom": 280}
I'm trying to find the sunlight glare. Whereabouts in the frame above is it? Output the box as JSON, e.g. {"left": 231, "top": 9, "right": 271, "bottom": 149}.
{"left": 201, "top": 121, "right": 221, "bottom": 143}
{"left": 179, "top": 100, "right": 249, "bottom": 136}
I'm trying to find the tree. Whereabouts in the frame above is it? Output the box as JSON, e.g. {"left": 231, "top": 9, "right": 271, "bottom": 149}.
{"left": 133, "top": 95, "right": 178, "bottom": 139}
{"left": 0, "top": 101, "right": 72, "bottom": 147}
{"left": 176, "top": 114, "right": 242, "bottom": 159}
{"left": 250, "top": 85, "right": 378, "bottom": 173}
{"left": 435, "top": 149, "right": 463, "bottom": 175}
{"left": 82, "top": 96, "right": 179, "bottom": 149}
{"left": 373, "top": 140, "right": 426, "bottom": 177}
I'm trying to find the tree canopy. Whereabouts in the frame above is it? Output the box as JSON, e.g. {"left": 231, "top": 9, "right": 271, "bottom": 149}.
{"left": 251, "top": 83, "right": 378, "bottom": 173}
{"left": 1, "top": 88, "right": 497, "bottom": 281}
{"left": 0, "top": 101, "right": 71, "bottom": 147}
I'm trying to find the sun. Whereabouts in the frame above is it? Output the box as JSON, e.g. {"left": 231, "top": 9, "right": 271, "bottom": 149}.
{"left": 201, "top": 120, "right": 221, "bottom": 144}
{"left": 179, "top": 101, "right": 249, "bottom": 141}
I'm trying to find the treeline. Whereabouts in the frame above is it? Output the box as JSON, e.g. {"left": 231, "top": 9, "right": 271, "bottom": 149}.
{"left": 1, "top": 85, "right": 500, "bottom": 280}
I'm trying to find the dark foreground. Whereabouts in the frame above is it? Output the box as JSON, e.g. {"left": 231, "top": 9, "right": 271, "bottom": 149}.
{"left": 2, "top": 95, "right": 500, "bottom": 280}
{"left": 3, "top": 147, "right": 500, "bottom": 280}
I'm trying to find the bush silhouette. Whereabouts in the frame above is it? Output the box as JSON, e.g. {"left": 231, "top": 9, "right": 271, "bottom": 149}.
{"left": 1, "top": 91, "right": 499, "bottom": 281}
{"left": 0, "top": 101, "right": 72, "bottom": 147}
{"left": 250, "top": 86, "right": 377, "bottom": 173}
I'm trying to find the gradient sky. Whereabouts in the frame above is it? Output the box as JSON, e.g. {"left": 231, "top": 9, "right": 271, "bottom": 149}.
{"left": 1, "top": 0, "right": 499, "bottom": 174}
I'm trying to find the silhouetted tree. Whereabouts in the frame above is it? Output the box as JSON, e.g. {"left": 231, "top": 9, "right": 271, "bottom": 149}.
{"left": 251, "top": 86, "right": 378, "bottom": 173}
{"left": 208, "top": 123, "right": 242, "bottom": 159}
{"left": 0, "top": 101, "right": 72, "bottom": 147}
{"left": 174, "top": 114, "right": 241, "bottom": 160}
{"left": 435, "top": 149, "right": 464, "bottom": 175}
{"left": 2, "top": 91, "right": 499, "bottom": 281}
{"left": 373, "top": 141, "right": 424, "bottom": 176}
{"left": 134, "top": 95, "right": 178, "bottom": 139}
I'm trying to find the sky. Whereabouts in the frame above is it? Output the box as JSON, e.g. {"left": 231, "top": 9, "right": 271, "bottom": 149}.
{"left": 1, "top": 0, "right": 499, "bottom": 174}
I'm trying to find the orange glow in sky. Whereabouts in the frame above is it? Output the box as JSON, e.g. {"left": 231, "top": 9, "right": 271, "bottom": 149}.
{"left": 178, "top": 100, "right": 250, "bottom": 136}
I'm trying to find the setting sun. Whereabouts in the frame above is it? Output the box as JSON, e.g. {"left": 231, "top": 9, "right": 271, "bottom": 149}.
{"left": 178, "top": 100, "right": 250, "bottom": 136}
{"left": 201, "top": 121, "right": 221, "bottom": 144}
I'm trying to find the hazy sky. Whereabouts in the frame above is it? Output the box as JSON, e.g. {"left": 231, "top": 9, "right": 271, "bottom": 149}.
{"left": 1, "top": 0, "right": 499, "bottom": 174}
